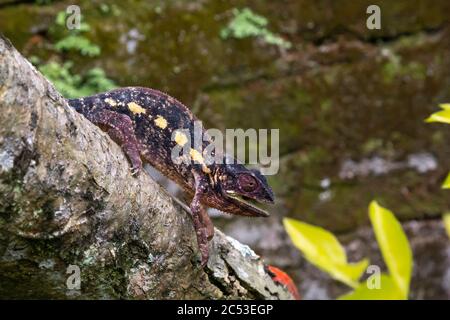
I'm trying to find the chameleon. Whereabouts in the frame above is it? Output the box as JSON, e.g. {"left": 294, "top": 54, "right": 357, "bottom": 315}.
{"left": 68, "top": 87, "right": 274, "bottom": 266}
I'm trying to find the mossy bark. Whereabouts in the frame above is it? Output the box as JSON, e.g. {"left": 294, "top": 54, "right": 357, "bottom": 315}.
{"left": 0, "top": 35, "right": 293, "bottom": 300}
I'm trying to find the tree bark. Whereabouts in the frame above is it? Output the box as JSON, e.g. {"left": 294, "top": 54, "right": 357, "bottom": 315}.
{"left": 0, "top": 34, "right": 293, "bottom": 299}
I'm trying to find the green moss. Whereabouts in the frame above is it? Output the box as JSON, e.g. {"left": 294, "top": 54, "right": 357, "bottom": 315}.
{"left": 220, "top": 7, "right": 291, "bottom": 49}
{"left": 382, "top": 53, "right": 427, "bottom": 84}
{"left": 361, "top": 138, "right": 384, "bottom": 155}
{"left": 320, "top": 99, "right": 332, "bottom": 112}
{"left": 406, "top": 62, "right": 427, "bottom": 80}
{"left": 36, "top": 61, "right": 116, "bottom": 98}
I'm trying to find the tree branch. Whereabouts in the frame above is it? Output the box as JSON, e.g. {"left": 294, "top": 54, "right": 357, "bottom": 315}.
{"left": 0, "top": 34, "right": 293, "bottom": 299}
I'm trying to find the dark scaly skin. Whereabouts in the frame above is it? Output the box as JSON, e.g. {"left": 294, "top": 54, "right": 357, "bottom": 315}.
{"left": 68, "top": 87, "right": 274, "bottom": 266}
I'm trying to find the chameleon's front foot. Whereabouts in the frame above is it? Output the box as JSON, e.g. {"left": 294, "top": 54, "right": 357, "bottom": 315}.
{"left": 190, "top": 211, "right": 210, "bottom": 267}
{"left": 188, "top": 170, "right": 216, "bottom": 267}
{"left": 129, "top": 162, "right": 143, "bottom": 176}
{"left": 190, "top": 198, "right": 213, "bottom": 267}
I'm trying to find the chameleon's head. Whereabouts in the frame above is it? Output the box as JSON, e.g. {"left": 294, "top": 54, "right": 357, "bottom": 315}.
{"left": 215, "top": 163, "right": 274, "bottom": 217}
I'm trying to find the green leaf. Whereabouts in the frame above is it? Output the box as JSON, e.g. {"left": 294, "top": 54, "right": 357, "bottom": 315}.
{"left": 369, "top": 201, "right": 412, "bottom": 299}
{"left": 443, "top": 173, "right": 450, "bottom": 189}
{"left": 425, "top": 104, "right": 450, "bottom": 124}
{"left": 55, "top": 35, "right": 101, "bottom": 57}
{"left": 425, "top": 110, "right": 450, "bottom": 124}
{"left": 55, "top": 11, "right": 67, "bottom": 26}
{"left": 339, "top": 274, "right": 404, "bottom": 300}
{"left": 220, "top": 7, "right": 291, "bottom": 49}
{"left": 443, "top": 213, "right": 450, "bottom": 239}
{"left": 38, "top": 61, "right": 116, "bottom": 98}
{"left": 426, "top": 105, "right": 450, "bottom": 189}
{"left": 283, "top": 218, "right": 368, "bottom": 288}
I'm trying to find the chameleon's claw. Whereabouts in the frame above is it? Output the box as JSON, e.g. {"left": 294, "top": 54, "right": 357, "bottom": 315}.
{"left": 130, "top": 166, "right": 141, "bottom": 177}
{"left": 122, "top": 140, "right": 142, "bottom": 177}
{"left": 129, "top": 157, "right": 143, "bottom": 177}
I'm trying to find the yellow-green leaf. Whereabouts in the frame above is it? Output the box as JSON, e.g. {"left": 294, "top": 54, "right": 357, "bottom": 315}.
{"left": 425, "top": 104, "right": 450, "bottom": 124}
{"left": 335, "top": 260, "right": 370, "bottom": 286}
{"left": 425, "top": 110, "right": 450, "bottom": 124}
{"left": 443, "top": 213, "right": 450, "bottom": 239}
{"left": 283, "top": 218, "right": 368, "bottom": 288}
{"left": 443, "top": 173, "right": 450, "bottom": 189}
{"left": 369, "top": 201, "right": 412, "bottom": 299}
{"left": 338, "top": 274, "right": 404, "bottom": 300}
{"left": 439, "top": 103, "right": 450, "bottom": 110}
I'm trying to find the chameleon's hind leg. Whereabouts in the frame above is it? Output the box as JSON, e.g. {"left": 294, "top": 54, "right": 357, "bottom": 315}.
{"left": 85, "top": 109, "right": 142, "bottom": 175}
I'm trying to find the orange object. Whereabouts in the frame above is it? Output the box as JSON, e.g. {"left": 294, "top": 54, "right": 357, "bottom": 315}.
{"left": 267, "top": 265, "right": 300, "bottom": 300}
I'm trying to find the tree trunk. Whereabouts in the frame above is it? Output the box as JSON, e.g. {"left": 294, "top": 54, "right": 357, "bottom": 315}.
{"left": 0, "top": 34, "right": 293, "bottom": 299}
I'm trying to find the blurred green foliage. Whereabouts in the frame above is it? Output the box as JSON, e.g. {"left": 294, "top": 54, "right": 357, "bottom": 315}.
{"left": 426, "top": 103, "right": 450, "bottom": 125}
{"left": 220, "top": 7, "right": 291, "bottom": 49}
{"left": 382, "top": 53, "right": 427, "bottom": 84}
{"left": 426, "top": 104, "right": 450, "bottom": 189}
{"left": 34, "top": 60, "right": 116, "bottom": 98}
{"left": 30, "top": 10, "right": 116, "bottom": 98}
{"left": 54, "top": 35, "right": 100, "bottom": 57}
{"left": 284, "top": 201, "right": 412, "bottom": 300}
{"left": 340, "top": 274, "right": 403, "bottom": 300}
{"left": 283, "top": 217, "right": 368, "bottom": 288}
{"left": 53, "top": 10, "right": 100, "bottom": 57}
{"left": 368, "top": 201, "right": 412, "bottom": 298}
{"left": 444, "top": 175, "right": 450, "bottom": 189}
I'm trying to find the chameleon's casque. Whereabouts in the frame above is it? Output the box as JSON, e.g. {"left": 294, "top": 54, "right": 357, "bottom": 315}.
{"left": 68, "top": 87, "right": 274, "bottom": 266}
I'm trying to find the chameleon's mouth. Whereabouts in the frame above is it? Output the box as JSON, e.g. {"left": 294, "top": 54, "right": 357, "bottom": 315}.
{"left": 225, "top": 190, "right": 270, "bottom": 217}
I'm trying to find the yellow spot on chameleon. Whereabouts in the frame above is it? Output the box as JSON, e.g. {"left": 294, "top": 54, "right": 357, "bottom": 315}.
{"left": 104, "top": 98, "right": 117, "bottom": 106}
{"left": 154, "top": 115, "right": 168, "bottom": 129}
{"left": 190, "top": 148, "right": 204, "bottom": 164}
{"left": 127, "top": 102, "right": 146, "bottom": 115}
{"left": 174, "top": 131, "right": 188, "bottom": 146}
{"left": 202, "top": 165, "right": 211, "bottom": 174}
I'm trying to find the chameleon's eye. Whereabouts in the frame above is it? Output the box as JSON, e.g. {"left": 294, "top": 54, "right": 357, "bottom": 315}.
{"left": 239, "top": 174, "right": 258, "bottom": 192}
